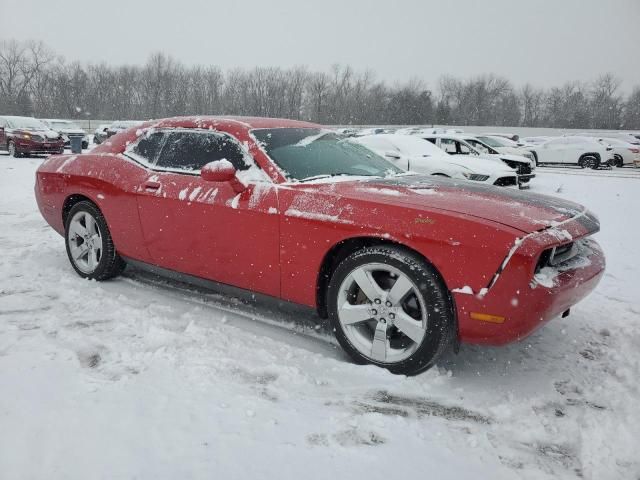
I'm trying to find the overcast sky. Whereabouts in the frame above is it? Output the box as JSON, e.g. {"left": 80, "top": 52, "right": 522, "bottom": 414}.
{"left": 2, "top": 0, "right": 639, "bottom": 91}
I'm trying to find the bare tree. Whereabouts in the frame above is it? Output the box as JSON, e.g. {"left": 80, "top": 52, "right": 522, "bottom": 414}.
{"left": 2, "top": 38, "right": 640, "bottom": 129}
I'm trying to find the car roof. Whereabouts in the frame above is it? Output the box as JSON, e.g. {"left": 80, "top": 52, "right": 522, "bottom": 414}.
{"left": 42, "top": 119, "right": 73, "bottom": 122}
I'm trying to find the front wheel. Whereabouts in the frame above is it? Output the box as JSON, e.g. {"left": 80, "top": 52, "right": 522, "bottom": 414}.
{"left": 65, "top": 201, "right": 125, "bottom": 280}
{"left": 327, "top": 246, "right": 454, "bottom": 375}
{"left": 8, "top": 141, "right": 21, "bottom": 158}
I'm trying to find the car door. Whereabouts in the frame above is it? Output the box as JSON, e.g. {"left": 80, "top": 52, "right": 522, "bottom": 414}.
{"left": 564, "top": 138, "right": 586, "bottom": 165}
{"left": 132, "top": 129, "right": 281, "bottom": 297}
{"left": 539, "top": 138, "right": 565, "bottom": 164}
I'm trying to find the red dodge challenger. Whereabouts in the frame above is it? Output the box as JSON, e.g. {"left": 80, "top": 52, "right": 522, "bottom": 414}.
{"left": 35, "top": 117, "right": 605, "bottom": 375}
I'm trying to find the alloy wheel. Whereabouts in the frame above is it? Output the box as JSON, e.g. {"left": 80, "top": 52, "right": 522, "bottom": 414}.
{"left": 67, "top": 211, "right": 104, "bottom": 274}
{"left": 336, "top": 262, "right": 427, "bottom": 363}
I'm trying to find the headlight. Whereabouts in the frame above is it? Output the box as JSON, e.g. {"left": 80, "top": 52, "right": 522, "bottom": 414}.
{"left": 462, "top": 173, "right": 490, "bottom": 181}
{"left": 19, "top": 133, "right": 31, "bottom": 140}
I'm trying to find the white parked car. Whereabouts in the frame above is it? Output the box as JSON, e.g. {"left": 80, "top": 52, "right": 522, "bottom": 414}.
{"left": 475, "top": 135, "right": 536, "bottom": 162}
{"left": 354, "top": 134, "right": 519, "bottom": 187}
{"left": 528, "top": 136, "right": 616, "bottom": 169}
{"left": 577, "top": 131, "right": 640, "bottom": 147}
{"left": 520, "top": 136, "right": 553, "bottom": 147}
{"left": 418, "top": 133, "right": 535, "bottom": 188}
{"left": 595, "top": 137, "right": 640, "bottom": 167}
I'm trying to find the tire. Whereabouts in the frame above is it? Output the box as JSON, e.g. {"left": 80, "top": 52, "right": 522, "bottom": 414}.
{"left": 614, "top": 156, "right": 624, "bottom": 168}
{"left": 64, "top": 201, "right": 125, "bottom": 280}
{"left": 531, "top": 151, "right": 539, "bottom": 167}
{"left": 327, "top": 245, "right": 454, "bottom": 375}
{"left": 8, "top": 141, "right": 21, "bottom": 158}
{"left": 579, "top": 155, "right": 599, "bottom": 170}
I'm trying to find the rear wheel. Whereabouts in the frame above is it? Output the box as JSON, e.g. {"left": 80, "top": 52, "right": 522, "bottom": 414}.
{"left": 614, "top": 156, "right": 624, "bottom": 168}
{"left": 327, "top": 245, "right": 454, "bottom": 375}
{"left": 65, "top": 201, "right": 125, "bottom": 280}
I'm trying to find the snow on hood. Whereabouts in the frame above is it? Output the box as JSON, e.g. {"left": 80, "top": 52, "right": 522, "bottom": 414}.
{"left": 447, "top": 155, "right": 515, "bottom": 174}
{"left": 486, "top": 153, "right": 532, "bottom": 165}
{"left": 54, "top": 127, "right": 86, "bottom": 135}
{"left": 299, "top": 174, "right": 588, "bottom": 234}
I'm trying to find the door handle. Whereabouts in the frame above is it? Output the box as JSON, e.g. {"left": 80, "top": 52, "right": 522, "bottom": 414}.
{"left": 144, "top": 181, "right": 161, "bottom": 191}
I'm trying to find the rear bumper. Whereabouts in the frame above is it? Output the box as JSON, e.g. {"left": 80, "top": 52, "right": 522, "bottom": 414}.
{"left": 454, "top": 224, "right": 605, "bottom": 345}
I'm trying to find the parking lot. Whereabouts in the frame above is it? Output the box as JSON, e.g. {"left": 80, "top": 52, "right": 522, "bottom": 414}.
{"left": 1, "top": 151, "right": 638, "bottom": 480}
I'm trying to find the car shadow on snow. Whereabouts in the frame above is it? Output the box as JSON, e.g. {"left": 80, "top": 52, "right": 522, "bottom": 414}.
{"left": 119, "top": 266, "right": 349, "bottom": 362}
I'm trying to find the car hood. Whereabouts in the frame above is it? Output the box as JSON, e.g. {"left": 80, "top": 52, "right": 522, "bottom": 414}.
{"left": 11, "top": 128, "right": 61, "bottom": 139}
{"left": 298, "top": 174, "right": 587, "bottom": 234}
{"left": 490, "top": 153, "right": 532, "bottom": 165}
{"left": 495, "top": 146, "right": 528, "bottom": 156}
{"left": 56, "top": 128, "right": 86, "bottom": 135}
{"left": 446, "top": 155, "right": 515, "bottom": 175}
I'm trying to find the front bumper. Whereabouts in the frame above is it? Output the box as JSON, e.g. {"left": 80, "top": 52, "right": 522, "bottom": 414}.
{"left": 454, "top": 217, "right": 605, "bottom": 345}
{"left": 15, "top": 139, "right": 64, "bottom": 154}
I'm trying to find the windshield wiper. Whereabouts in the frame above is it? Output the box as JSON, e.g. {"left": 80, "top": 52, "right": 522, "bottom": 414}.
{"left": 298, "top": 173, "right": 355, "bottom": 182}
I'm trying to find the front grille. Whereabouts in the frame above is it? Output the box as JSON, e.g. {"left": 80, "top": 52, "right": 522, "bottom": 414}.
{"left": 502, "top": 159, "right": 532, "bottom": 175}
{"left": 493, "top": 176, "right": 518, "bottom": 187}
{"left": 31, "top": 135, "right": 44, "bottom": 143}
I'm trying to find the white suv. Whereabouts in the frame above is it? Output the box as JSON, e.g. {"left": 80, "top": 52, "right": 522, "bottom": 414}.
{"left": 529, "top": 136, "right": 616, "bottom": 169}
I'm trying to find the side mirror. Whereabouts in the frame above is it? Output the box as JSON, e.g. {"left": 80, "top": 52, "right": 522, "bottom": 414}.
{"left": 384, "top": 151, "right": 401, "bottom": 160}
{"left": 201, "top": 161, "right": 245, "bottom": 193}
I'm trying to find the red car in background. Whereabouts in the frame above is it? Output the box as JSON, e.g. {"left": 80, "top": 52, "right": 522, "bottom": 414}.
{"left": 0, "top": 116, "right": 64, "bottom": 157}
{"left": 34, "top": 116, "right": 605, "bottom": 375}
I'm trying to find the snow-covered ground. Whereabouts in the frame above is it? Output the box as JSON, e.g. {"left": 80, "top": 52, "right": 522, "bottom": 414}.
{"left": 1, "top": 155, "right": 638, "bottom": 480}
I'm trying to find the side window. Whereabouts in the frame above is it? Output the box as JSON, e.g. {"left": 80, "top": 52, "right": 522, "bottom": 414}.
{"left": 456, "top": 141, "right": 471, "bottom": 154}
{"left": 156, "top": 131, "right": 250, "bottom": 172}
{"left": 469, "top": 140, "right": 489, "bottom": 154}
{"left": 132, "top": 132, "right": 166, "bottom": 164}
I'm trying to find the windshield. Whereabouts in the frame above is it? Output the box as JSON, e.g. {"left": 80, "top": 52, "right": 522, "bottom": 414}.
{"left": 6, "top": 117, "right": 47, "bottom": 130}
{"left": 477, "top": 136, "right": 505, "bottom": 148}
{"left": 252, "top": 128, "right": 401, "bottom": 181}
{"left": 465, "top": 138, "right": 495, "bottom": 154}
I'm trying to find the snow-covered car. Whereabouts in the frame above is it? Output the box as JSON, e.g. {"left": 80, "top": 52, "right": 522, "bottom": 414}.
{"left": 41, "top": 119, "right": 89, "bottom": 149}
{"left": 595, "top": 137, "right": 640, "bottom": 167}
{"left": 577, "top": 131, "right": 640, "bottom": 147}
{"left": 93, "top": 123, "right": 111, "bottom": 144}
{"left": 354, "top": 134, "right": 519, "bottom": 187}
{"left": 0, "top": 115, "right": 64, "bottom": 157}
{"left": 106, "top": 120, "right": 144, "bottom": 138}
{"left": 482, "top": 132, "right": 520, "bottom": 142}
{"left": 529, "top": 136, "right": 616, "bottom": 169}
{"left": 476, "top": 135, "right": 536, "bottom": 162}
{"left": 418, "top": 133, "right": 535, "bottom": 188}
{"left": 351, "top": 127, "right": 393, "bottom": 137}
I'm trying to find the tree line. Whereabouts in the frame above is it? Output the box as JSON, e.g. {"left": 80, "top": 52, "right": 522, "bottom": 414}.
{"left": 1, "top": 39, "right": 640, "bottom": 129}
